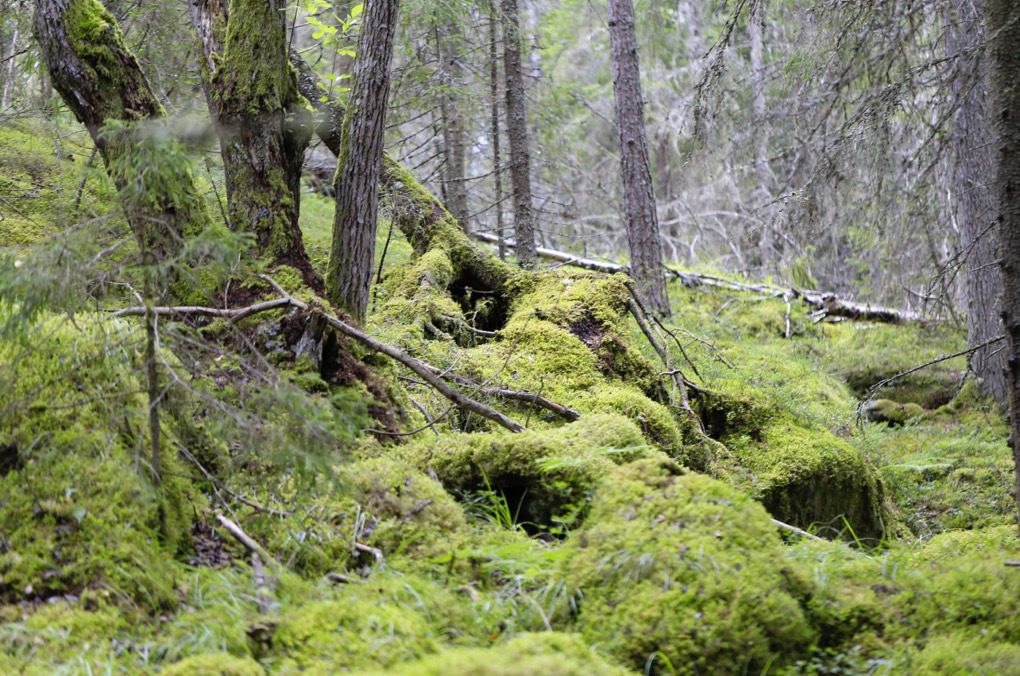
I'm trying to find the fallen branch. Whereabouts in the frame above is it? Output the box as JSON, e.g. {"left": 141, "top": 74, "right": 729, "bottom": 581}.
{"left": 216, "top": 513, "right": 277, "bottom": 566}
{"left": 472, "top": 232, "right": 927, "bottom": 325}
{"left": 855, "top": 333, "right": 1005, "bottom": 420}
{"left": 771, "top": 518, "right": 825, "bottom": 542}
{"left": 114, "top": 277, "right": 527, "bottom": 434}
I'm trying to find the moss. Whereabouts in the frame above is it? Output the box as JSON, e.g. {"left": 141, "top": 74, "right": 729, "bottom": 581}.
{"left": 242, "top": 456, "right": 467, "bottom": 577}
{"left": 0, "top": 313, "right": 195, "bottom": 610}
{"left": 864, "top": 399, "right": 925, "bottom": 425}
{"left": 266, "top": 597, "right": 437, "bottom": 673}
{"left": 563, "top": 459, "right": 816, "bottom": 673}
{"left": 861, "top": 411, "right": 1013, "bottom": 536}
{"left": 162, "top": 653, "right": 265, "bottom": 675}
{"left": 409, "top": 414, "right": 663, "bottom": 530}
{"left": 724, "top": 421, "right": 890, "bottom": 542}
{"left": 902, "top": 633, "right": 1020, "bottom": 674}
{"left": 357, "top": 632, "right": 629, "bottom": 676}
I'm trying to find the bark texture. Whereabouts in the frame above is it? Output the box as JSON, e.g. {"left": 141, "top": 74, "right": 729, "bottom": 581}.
{"left": 326, "top": 0, "right": 400, "bottom": 323}
{"left": 436, "top": 20, "right": 469, "bottom": 230}
{"left": 607, "top": 0, "right": 671, "bottom": 316}
{"left": 33, "top": 0, "right": 207, "bottom": 267}
{"left": 500, "top": 0, "right": 537, "bottom": 269}
{"left": 948, "top": 0, "right": 1007, "bottom": 406}
{"left": 985, "top": 0, "right": 1020, "bottom": 529}
{"left": 189, "top": 0, "right": 317, "bottom": 287}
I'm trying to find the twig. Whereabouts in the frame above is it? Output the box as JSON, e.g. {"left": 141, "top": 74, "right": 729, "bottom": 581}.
{"left": 177, "top": 441, "right": 292, "bottom": 518}
{"left": 856, "top": 334, "right": 1005, "bottom": 419}
{"left": 354, "top": 541, "right": 385, "bottom": 564}
{"left": 250, "top": 553, "right": 274, "bottom": 615}
{"left": 771, "top": 518, "right": 825, "bottom": 542}
{"left": 216, "top": 513, "right": 277, "bottom": 566}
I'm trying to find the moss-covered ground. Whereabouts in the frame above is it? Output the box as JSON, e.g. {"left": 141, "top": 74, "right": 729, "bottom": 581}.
{"left": 1, "top": 120, "right": 1018, "bottom": 674}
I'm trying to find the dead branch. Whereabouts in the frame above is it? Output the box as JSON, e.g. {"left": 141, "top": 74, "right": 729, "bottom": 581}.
{"left": 215, "top": 513, "right": 277, "bottom": 566}
{"left": 473, "top": 233, "right": 926, "bottom": 325}
{"left": 855, "top": 333, "right": 1005, "bottom": 421}
{"left": 771, "top": 518, "right": 825, "bottom": 542}
{"left": 114, "top": 277, "right": 527, "bottom": 434}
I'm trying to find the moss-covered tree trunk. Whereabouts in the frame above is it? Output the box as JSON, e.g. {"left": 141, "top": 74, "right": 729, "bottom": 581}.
{"left": 190, "top": 0, "right": 318, "bottom": 288}
{"left": 607, "top": 0, "right": 671, "bottom": 317}
{"left": 326, "top": 0, "right": 400, "bottom": 323}
{"left": 33, "top": 0, "right": 208, "bottom": 266}
{"left": 985, "top": 0, "right": 1020, "bottom": 529}
{"left": 500, "top": 0, "right": 537, "bottom": 270}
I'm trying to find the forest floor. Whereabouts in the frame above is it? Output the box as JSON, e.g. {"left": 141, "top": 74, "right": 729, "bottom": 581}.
{"left": 1, "top": 121, "right": 1019, "bottom": 674}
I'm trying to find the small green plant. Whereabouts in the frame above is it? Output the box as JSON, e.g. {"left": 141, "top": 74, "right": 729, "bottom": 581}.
{"left": 467, "top": 469, "right": 529, "bottom": 531}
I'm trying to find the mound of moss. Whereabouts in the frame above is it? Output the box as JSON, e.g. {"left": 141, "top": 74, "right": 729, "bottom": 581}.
{"left": 563, "top": 458, "right": 815, "bottom": 674}
{"left": 409, "top": 413, "right": 664, "bottom": 530}
{"left": 0, "top": 314, "right": 192, "bottom": 611}
{"left": 241, "top": 456, "right": 467, "bottom": 577}
{"left": 356, "top": 632, "right": 629, "bottom": 676}
{"left": 162, "top": 653, "right": 265, "bottom": 676}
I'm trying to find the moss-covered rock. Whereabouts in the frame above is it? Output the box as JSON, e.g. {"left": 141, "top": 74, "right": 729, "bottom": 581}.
{"left": 563, "top": 459, "right": 815, "bottom": 674}
{"left": 355, "top": 632, "right": 629, "bottom": 676}
{"left": 409, "top": 414, "right": 664, "bottom": 530}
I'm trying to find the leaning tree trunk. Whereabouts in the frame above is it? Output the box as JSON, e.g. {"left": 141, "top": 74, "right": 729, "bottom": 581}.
{"left": 948, "top": 0, "right": 1008, "bottom": 406}
{"left": 607, "top": 0, "right": 671, "bottom": 316}
{"left": 500, "top": 0, "right": 537, "bottom": 269}
{"left": 33, "top": 0, "right": 208, "bottom": 267}
{"left": 985, "top": 0, "right": 1020, "bottom": 530}
{"left": 189, "top": 0, "right": 317, "bottom": 288}
{"left": 326, "top": 0, "right": 401, "bottom": 323}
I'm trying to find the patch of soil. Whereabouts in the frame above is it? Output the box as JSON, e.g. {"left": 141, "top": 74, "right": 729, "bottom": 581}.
{"left": 186, "top": 520, "right": 233, "bottom": 568}
{"left": 569, "top": 312, "right": 607, "bottom": 349}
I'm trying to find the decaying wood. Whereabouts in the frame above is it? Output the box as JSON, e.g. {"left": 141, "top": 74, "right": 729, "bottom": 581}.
{"left": 473, "top": 232, "right": 926, "bottom": 325}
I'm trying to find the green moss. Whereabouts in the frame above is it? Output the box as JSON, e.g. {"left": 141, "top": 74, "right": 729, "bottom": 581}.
{"left": 864, "top": 399, "right": 925, "bottom": 425}
{"left": 357, "top": 632, "right": 629, "bottom": 676}
{"left": 861, "top": 411, "right": 1013, "bottom": 536}
{"left": 563, "top": 459, "right": 816, "bottom": 673}
{"left": 162, "top": 653, "right": 265, "bottom": 675}
{"left": 242, "top": 456, "right": 467, "bottom": 577}
{"left": 267, "top": 598, "right": 437, "bottom": 673}
{"left": 902, "top": 633, "right": 1020, "bottom": 674}
{"left": 409, "top": 414, "right": 663, "bottom": 529}
{"left": 724, "top": 421, "right": 890, "bottom": 542}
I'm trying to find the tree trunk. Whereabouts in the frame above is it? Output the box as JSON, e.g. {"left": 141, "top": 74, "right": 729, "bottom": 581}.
{"left": 436, "top": 20, "right": 469, "bottom": 231}
{"left": 985, "top": 0, "right": 1020, "bottom": 530}
{"left": 326, "top": 0, "right": 400, "bottom": 323}
{"left": 607, "top": 0, "right": 671, "bottom": 316}
{"left": 189, "top": 0, "right": 317, "bottom": 288}
{"left": 948, "top": 0, "right": 1007, "bottom": 406}
{"left": 489, "top": 2, "right": 506, "bottom": 261}
{"left": 500, "top": 0, "right": 537, "bottom": 269}
{"left": 34, "top": 0, "right": 207, "bottom": 270}
{"left": 1, "top": 25, "right": 17, "bottom": 110}
{"left": 748, "top": 0, "right": 774, "bottom": 267}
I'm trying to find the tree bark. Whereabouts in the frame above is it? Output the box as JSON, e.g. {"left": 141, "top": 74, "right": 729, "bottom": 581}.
{"left": 948, "top": 0, "right": 1007, "bottom": 406}
{"left": 34, "top": 0, "right": 207, "bottom": 269}
{"left": 748, "top": 0, "right": 774, "bottom": 266}
{"left": 985, "top": 0, "right": 1020, "bottom": 530}
{"left": 326, "top": 0, "right": 400, "bottom": 323}
{"left": 500, "top": 0, "right": 537, "bottom": 269}
{"left": 436, "top": 20, "right": 469, "bottom": 231}
{"left": 607, "top": 0, "right": 671, "bottom": 316}
{"left": 489, "top": 2, "right": 506, "bottom": 261}
{"left": 189, "top": 0, "right": 317, "bottom": 288}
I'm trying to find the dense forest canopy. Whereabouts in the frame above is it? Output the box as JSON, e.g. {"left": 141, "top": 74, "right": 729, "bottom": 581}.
{"left": 1, "top": 0, "right": 1020, "bottom": 673}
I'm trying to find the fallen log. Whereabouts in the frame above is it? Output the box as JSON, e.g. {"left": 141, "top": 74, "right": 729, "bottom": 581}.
{"left": 470, "top": 232, "right": 925, "bottom": 325}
